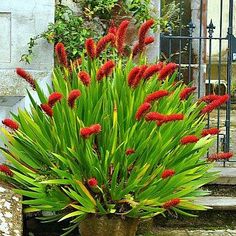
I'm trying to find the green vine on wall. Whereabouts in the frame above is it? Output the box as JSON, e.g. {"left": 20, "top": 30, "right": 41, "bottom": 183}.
{"left": 20, "top": 0, "right": 179, "bottom": 63}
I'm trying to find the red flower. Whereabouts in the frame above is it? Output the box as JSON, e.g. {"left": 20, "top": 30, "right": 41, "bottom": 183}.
{"left": 142, "top": 62, "right": 163, "bottom": 80}
{"left": 180, "top": 87, "right": 196, "bottom": 100}
{"left": 138, "top": 19, "right": 155, "bottom": 49}
{"left": 116, "top": 20, "right": 130, "bottom": 55}
{"left": 96, "top": 60, "right": 115, "bottom": 81}
{"left": 208, "top": 152, "right": 233, "bottom": 162}
{"left": 145, "top": 90, "right": 169, "bottom": 103}
{"left": 85, "top": 38, "right": 96, "bottom": 59}
{"left": 41, "top": 104, "right": 53, "bottom": 117}
{"left": 163, "top": 198, "right": 180, "bottom": 209}
{"left": 0, "top": 165, "right": 13, "bottom": 177}
{"left": 180, "top": 135, "right": 199, "bottom": 145}
{"left": 68, "top": 90, "right": 81, "bottom": 108}
{"left": 108, "top": 20, "right": 117, "bottom": 36}
{"left": 144, "top": 36, "right": 155, "bottom": 45}
{"left": 199, "top": 94, "right": 221, "bottom": 103}
{"left": 128, "top": 67, "right": 140, "bottom": 87}
{"left": 156, "top": 114, "right": 184, "bottom": 126}
{"left": 132, "top": 65, "right": 148, "bottom": 88}
{"left": 78, "top": 71, "right": 91, "bottom": 86}
{"left": 135, "top": 102, "right": 152, "bottom": 120}
{"left": 126, "top": 149, "right": 135, "bottom": 155}
{"left": 201, "top": 95, "right": 229, "bottom": 114}
{"left": 48, "top": 92, "right": 63, "bottom": 107}
{"left": 132, "top": 37, "right": 155, "bottom": 57}
{"left": 2, "top": 119, "right": 19, "bottom": 130}
{"left": 145, "top": 112, "right": 165, "bottom": 121}
{"left": 90, "top": 124, "right": 102, "bottom": 133}
{"left": 16, "top": 68, "right": 36, "bottom": 89}
{"left": 161, "top": 169, "right": 175, "bottom": 179}
{"left": 87, "top": 178, "right": 98, "bottom": 187}
{"left": 164, "top": 114, "right": 184, "bottom": 122}
{"left": 201, "top": 128, "right": 220, "bottom": 137}
{"left": 158, "top": 63, "right": 178, "bottom": 80}
{"left": 80, "top": 124, "right": 102, "bottom": 139}
{"left": 55, "top": 42, "right": 68, "bottom": 67}
{"left": 96, "top": 33, "right": 116, "bottom": 57}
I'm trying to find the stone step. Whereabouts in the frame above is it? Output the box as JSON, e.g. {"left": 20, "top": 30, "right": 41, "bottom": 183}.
{"left": 209, "top": 167, "right": 236, "bottom": 185}
{"left": 195, "top": 196, "right": 236, "bottom": 210}
{"left": 141, "top": 229, "right": 236, "bottom": 236}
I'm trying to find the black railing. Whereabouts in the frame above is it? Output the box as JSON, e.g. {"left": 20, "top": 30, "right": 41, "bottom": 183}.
{"left": 160, "top": 0, "right": 234, "bottom": 163}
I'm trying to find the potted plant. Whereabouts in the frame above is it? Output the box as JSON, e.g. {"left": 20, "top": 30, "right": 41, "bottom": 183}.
{"left": 0, "top": 19, "right": 233, "bottom": 236}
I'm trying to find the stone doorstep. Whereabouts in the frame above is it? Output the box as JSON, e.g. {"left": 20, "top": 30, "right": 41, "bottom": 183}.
{"left": 195, "top": 196, "right": 236, "bottom": 210}
{"left": 148, "top": 229, "right": 236, "bottom": 236}
{"left": 209, "top": 167, "right": 236, "bottom": 185}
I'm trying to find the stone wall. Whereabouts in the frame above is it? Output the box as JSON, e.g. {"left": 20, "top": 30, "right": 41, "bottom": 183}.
{"left": 0, "top": 0, "right": 54, "bottom": 162}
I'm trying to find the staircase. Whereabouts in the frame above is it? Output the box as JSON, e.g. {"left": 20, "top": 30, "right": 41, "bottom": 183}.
{"left": 137, "top": 166, "right": 236, "bottom": 236}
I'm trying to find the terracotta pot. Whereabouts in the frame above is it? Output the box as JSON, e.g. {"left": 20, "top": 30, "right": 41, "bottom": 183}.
{"left": 79, "top": 215, "right": 139, "bottom": 236}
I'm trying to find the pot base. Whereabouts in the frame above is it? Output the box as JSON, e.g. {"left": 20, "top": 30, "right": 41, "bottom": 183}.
{"left": 79, "top": 215, "right": 139, "bottom": 236}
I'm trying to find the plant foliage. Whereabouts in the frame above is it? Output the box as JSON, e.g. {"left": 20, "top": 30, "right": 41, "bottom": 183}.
{"left": 1, "top": 19, "right": 229, "bottom": 235}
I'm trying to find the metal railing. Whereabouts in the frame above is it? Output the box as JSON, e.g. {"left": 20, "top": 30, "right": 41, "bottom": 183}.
{"left": 160, "top": 0, "right": 234, "bottom": 163}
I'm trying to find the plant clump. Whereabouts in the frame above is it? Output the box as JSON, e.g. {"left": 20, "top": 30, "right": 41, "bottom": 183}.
{"left": 0, "top": 19, "right": 233, "bottom": 235}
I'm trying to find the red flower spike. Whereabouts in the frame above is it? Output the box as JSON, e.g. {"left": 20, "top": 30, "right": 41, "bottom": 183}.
{"left": 55, "top": 42, "right": 68, "bottom": 67}
{"left": 87, "top": 178, "right": 98, "bottom": 187}
{"left": 108, "top": 20, "right": 117, "bottom": 36}
{"left": 96, "top": 60, "right": 115, "bottom": 81}
{"left": 132, "top": 37, "right": 155, "bottom": 57}
{"left": 116, "top": 20, "right": 130, "bottom": 55}
{"left": 145, "top": 90, "right": 169, "bottom": 103}
{"left": 0, "top": 165, "right": 13, "bottom": 177}
{"left": 201, "top": 128, "right": 220, "bottom": 137}
{"left": 41, "top": 104, "right": 53, "bottom": 117}
{"left": 180, "top": 87, "right": 197, "bottom": 100}
{"left": 164, "top": 114, "right": 184, "bottom": 122}
{"left": 201, "top": 95, "right": 229, "bottom": 114}
{"left": 158, "top": 63, "right": 178, "bottom": 80}
{"left": 126, "top": 149, "right": 135, "bottom": 155}
{"left": 80, "top": 124, "right": 102, "bottom": 139}
{"left": 180, "top": 135, "right": 199, "bottom": 145}
{"left": 199, "top": 94, "right": 221, "bottom": 103}
{"left": 138, "top": 19, "right": 155, "bottom": 49}
{"left": 68, "top": 90, "right": 81, "bottom": 108}
{"left": 142, "top": 62, "right": 163, "bottom": 80}
{"left": 135, "top": 102, "right": 152, "bottom": 120}
{"left": 161, "top": 169, "right": 175, "bottom": 179}
{"left": 208, "top": 152, "right": 233, "bottom": 162}
{"left": 16, "top": 68, "right": 36, "bottom": 89}
{"left": 163, "top": 198, "right": 180, "bottom": 209}
{"left": 90, "top": 124, "right": 102, "bottom": 133}
{"left": 80, "top": 128, "right": 93, "bottom": 139}
{"left": 78, "top": 71, "right": 91, "bottom": 86}
{"left": 145, "top": 112, "right": 166, "bottom": 122}
{"left": 128, "top": 67, "right": 140, "bottom": 87}
{"left": 132, "top": 65, "right": 148, "bottom": 88}
{"left": 85, "top": 38, "right": 96, "bottom": 59}
{"left": 96, "top": 33, "right": 116, "bottom": 57}
{"left": 144, "top": 36, "right": 155, "bottom": 45}
{"left": 48, "top": 92, "right": 63, "bottom": 107}
{"left": 2, "top": 119, "right": 19, "bottom": 130}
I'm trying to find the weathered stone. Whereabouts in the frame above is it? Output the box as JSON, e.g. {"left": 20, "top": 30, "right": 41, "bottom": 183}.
{"left": 143, "top": 229, "right": 236, "bottom": 236}
{"left": 209, "top": 167, "right": 236, "bottom": 185}
{"left": 195, "top": 196, "right": 236, "bottom": 210}
{"left": 0, "top": 183, "right": 22, "bottom": 236}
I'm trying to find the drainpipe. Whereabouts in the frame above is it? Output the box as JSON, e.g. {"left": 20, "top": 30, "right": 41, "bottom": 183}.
{"left": 146, "top": 0, "right": 161, "bottom": 62}
{"left": 191, "top": 0, "right": 207, "bottom": 97}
